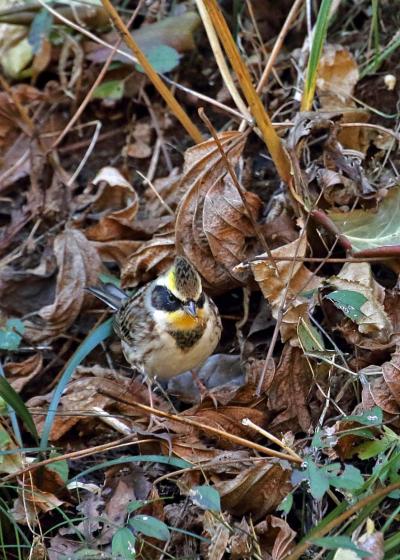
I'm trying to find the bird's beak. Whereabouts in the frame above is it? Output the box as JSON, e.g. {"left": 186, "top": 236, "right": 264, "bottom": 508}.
{"left": 183, "top": 300, "right": 197, "bottom": 318}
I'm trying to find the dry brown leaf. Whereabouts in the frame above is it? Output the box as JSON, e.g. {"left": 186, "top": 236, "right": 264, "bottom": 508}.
{"left": 4, "top": 353, "right": 43, "bottom": 392}
{"left": 0, "top": 252, "right": 57, "bottom": 316}
{"left": 91, "top": 239, "right": 141, "bottom": 266}
{"left": 215, "top": 460, "right": 292, "bottom": 519}
{"left": 247, "top": 236, "right": 321, "bottom": 343}
{"left": 254, "top": 515, "right": 296, "bottom": 560}
{"left": 85, "top": 166, "right": 139, "bottom": 242}
{"left": 121, "top": 227, "right": 175, "bottom": 287}
{"left": 317, "top": 45, "right": 359, "bottom": 110}
{"left": 24, "top": 228, "right": 103, "bottom": 342}
{"left": 185, "top": 406, "right": 269, "bottom": 449}
{"left": 175, "top": 132, "right": 263, "bottom": 291}
{"left": 267, "top": 345, "right": 313, "bottom": 433}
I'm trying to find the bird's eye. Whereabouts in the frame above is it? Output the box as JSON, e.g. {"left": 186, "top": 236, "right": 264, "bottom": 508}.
{"left": 167, "top": 292, "right": 176, "bottom": 303}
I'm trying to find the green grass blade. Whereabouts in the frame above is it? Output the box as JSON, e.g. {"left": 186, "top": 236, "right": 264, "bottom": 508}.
{"left": 68, "top": 455, "right": 191, "bottom": 483}
{"left": 0, "top": 374, "right": 39, "bottom": 445}
{"left": 301, "top": 0, "right": 333, "bottom": 111}
{"left": 39, "top": 318, "right": 113, "bottom": 454}
{"left": 0, "top": 361, "right": 22, "bottom": 446}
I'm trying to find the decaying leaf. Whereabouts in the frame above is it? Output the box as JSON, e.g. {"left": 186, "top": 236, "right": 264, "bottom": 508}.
{"left": 215, "top": 460, "right": 292, "bottom": 519}
{"left": 328, "top": 262, "right": 391, "bottom": 341}
{"left": 24, "top": 228, "right": 103, "bottom": 342}
{"left": 247, "top": 236, "right": 321, "bottom": 343}
{"left": 4, "top": 352, "right": 43, "bottom": 392}
{"left": 85, "top": 166, "right": 139, "bottom": 242}
{"left": 317, "top": 45, "right": 359, "bottom": 110}
{"left": 175, "top": 132, "right": 263, "bottom": 291}
{"left": 121, "top": 227, "right": 175, "bottom": 287}
{"left": 267, "top": 345, "right": 313, "bottom": 433}
{"left": 329, "top": 187, "right": 400, "bottom": 252}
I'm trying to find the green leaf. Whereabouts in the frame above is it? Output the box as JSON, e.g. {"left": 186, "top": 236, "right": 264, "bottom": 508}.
{"left": 28, "top": 8, "right": 53, "bottom": 53}
{"left": 328, "top": 464, "right": 364, "bottom": 491}
{"left": 40, "top": 318, "right": 113, "bottom": 453}
{"left": 277, "top": 493, "right": 293, "bottom": 515}
{"left": 136, "top": 45, "right": 180, "bottom": 74}
{"left": 130, "top": 515, "right": 170, "bottom": 541}
{"left": 312, "top": 536, "right": 372, "bottom": 557}
{"left": 92, "top": 80, "right": 125, "bottom": 100}
{"left": 344, "top": 407, "right": 383, "bottom": 426}
{"left": 355, "top": 438, "right": 392, "bottom": 460}
{"left": 47, "top": 455, "right": 69, "bottom": 482}
{"left": 298, "top": 318, "right": 325, "bottom": 352}
{"left": 112, "top": 527, "right": 136, "bottom": 559}
{"left": 0, "top": 319, "right": 25, "bottom": 351}
{"left": 0, "top": 376, "right": 39, "bottom": 444}
{"left": 305, "top": 458, "right": 330, "bottom": 500}
{"left": 326, "top": 290, "right": 368, "bottom": 321}
{"left": 2, "top": 38, "right": 33, "bottom": 78}
{"left": 328, "top": 187, "right": 400, "bottom": 252}
{"left": 127, "top": 500, "right": 145, "bottom": 513}
{"left": 190, "top": 485, "right": 221, "bottom": 512}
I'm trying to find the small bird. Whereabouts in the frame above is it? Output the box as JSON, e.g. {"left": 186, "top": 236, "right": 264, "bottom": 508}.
{"left": 88, "top": 256, "right": 222, "bottom": 383}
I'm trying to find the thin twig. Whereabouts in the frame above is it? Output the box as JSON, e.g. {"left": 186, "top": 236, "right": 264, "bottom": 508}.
{"left": 97, "top": 386, "right": 303, "bottom": 463}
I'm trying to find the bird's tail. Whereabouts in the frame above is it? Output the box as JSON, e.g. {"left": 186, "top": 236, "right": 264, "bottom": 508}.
{"left": 86, "top": 283, "right": 128, "bottom": 311}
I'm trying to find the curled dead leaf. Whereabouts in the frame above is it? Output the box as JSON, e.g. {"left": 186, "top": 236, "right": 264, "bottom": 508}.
{"left": 121, "top": 227, "right": 175, "bottom": 288}
{"left": 85, "top": 166, "right": 139, "bottom": 242}
{"left": 267, "top": 345, "right": 313, "bottom": 433}
{"left": 175, "top": 132, "right": 263, "bottom": 291}
{"left": 4, "top": 353, "right": 43, "bottom": 392}
{"left": 247, "top": 236, "right": 321, "bottom": 343}
{"left": 215, "top": 460, "right": 292, "bottom": 519}
{"left": 24, "top": 228, "right": 103, "bottom": 343}
{"left": 317, "top": 44, "right": 359, "bottom": 110}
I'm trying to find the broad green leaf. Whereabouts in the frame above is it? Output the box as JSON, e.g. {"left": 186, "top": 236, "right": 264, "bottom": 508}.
{"left": 40, "top": 318, "right": 113, "bottom": 453}
{"left": 344, "top": 407, "right": 383, "bottom": 426}
{"left": 47, "top": 455, "right": 69, "bottom": 482}
{"left": 112, "top": 527, "right": 136, "bottom": 559}
{"left": 298, "top": 318, "right": 325, "bottom": 352}
{"left": 136, "top": 45, "right": 180, "bottom": 74}
{"left": 92, "top": 80, "right": 125, "bottom": 100}
{"left": 355, "top": 437, "right": 393, "bottom": 460}
{"left": 329, "top": 187, "right": 400, "bottom": 252}
{"left": 305, "top": 458, "right": 330, "bottom": 500}
{"left": 0, "top": 319, "right": 25, "bottom": 351}
{"left": 28, "top": 8, "right": 53, "bottom": 53}
{"left": 327, "top": 464, "right": 364, "bottom": 491}
{"left": 2, "top": 38, "right": 33, "bottom": 78}
{"left": 325, "top": 290, "right": 367, "bottom": 321}
{"left": 0, "top": 376, "right": 39, "bottom": 444}
{"left": 127, "top": 500, "right": 145, "bottom": 513}
{"left": 130, "top": 515, "right": 170, "bottom": 541}
{"left": 190, "top": 485, "right": 221, "bottom": 512}
{"left": 312, "top": 536, "right": 372, "bottom": 557}
{"left": 277, "top": 493, "right": 293, "bottom": 515}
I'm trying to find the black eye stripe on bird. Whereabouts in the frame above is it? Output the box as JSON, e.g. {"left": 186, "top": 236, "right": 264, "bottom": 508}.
{"left": 151, "top": 285, "right": 181, "bottom": 312}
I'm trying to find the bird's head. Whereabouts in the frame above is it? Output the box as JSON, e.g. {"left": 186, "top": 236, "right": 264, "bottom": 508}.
{"left": 150, "top": 256, "right": 206, "bottom": 329}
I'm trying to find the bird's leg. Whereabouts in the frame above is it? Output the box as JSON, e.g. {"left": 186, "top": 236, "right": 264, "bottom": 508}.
{"left": 191, "top": 370, "right": 218, "bottom": 408}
